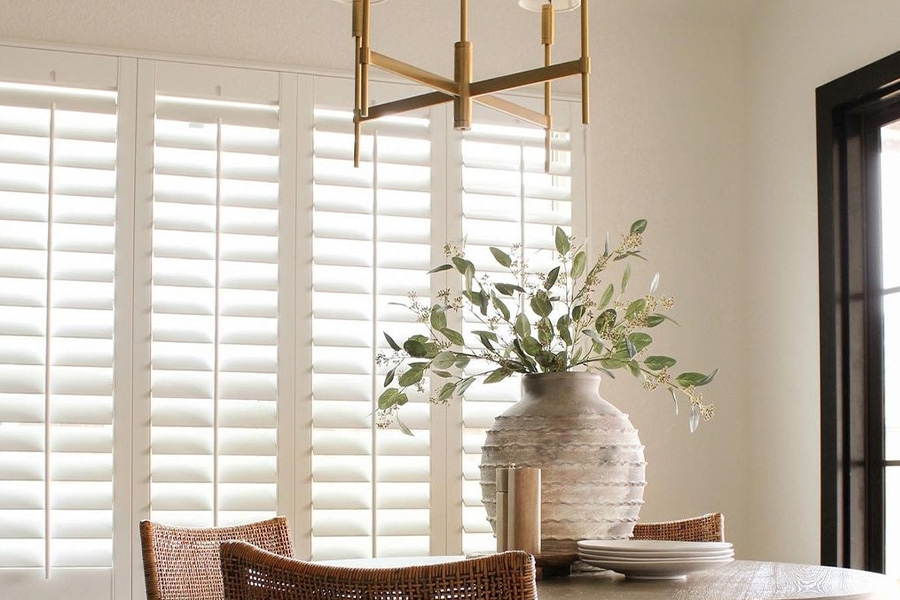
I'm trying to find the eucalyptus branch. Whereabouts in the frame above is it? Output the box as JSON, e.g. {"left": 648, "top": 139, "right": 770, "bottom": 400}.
{"left": 377, "top": 220, "right": 718, "bottom": 435}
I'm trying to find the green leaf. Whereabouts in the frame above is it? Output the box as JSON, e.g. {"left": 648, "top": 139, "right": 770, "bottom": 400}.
{"left": 438, "top": 382, "right": 456, "bottom": 401}
{"left": 426, "top": 264, "right": 453, "bottom": 274}
{"left": 454, "top": 355, "right": 470, "bottom": 370}
{"left": 474, "top": 330, "right": 496, "bottom": 351}
{"left": 600, "top": 357, "right": 628, "bottom": 370}
{"left": 627, "top": 332, "right": 653, "bottom": 352}
{"left": 495, "top": 282, "right": 526, "bottom": 296}
{"left": 534, "top": 351, "right": 553, "bottom": 368}
{"left": 439, "top": 327, "right": 465, "bottom": 346}
{"left": 595, "top": 308, "right": 617, "bottom": 332}
{"left": 430, "top": 307, "right": 447, "bottom": 330}
{"left": 512, "top": 339, "right": 538, "bottom": 372}
{"left": 625, "top": 336, "right": 637, "bottom": 359}
{"left": 675, "top": 369, "right": 718, "bottom": 388}
{"left": 452, "top": 256, "right": 476, "bottom": 292}
{"left": 398, "top": 367, "right": 424, "bottom": 387}
{"left": 397, "top": 417, "right": 413, "bottom": 436}
{"left": 621, "top": 263, "right": 632, "bottom": 293}
{"left": 530, "top": 291, "right": 553, "bottom": 318}
{"left": 491, "top": 292, "right": 511, "bottom": 321}
{"left": 522, "top": 336, "right": 542, "bottom": 356}
{"left": 432, "top": 370, "right": 453, "bottom": 378}
{"left": 514, "top": 313, "right": 531, "bottom": 338}
{"left": 598, "top": 284, "right": 614, "bottom": 309}
{"left": 451, "top": 256, "right": 475, "bottom": 276}
{"left": 630, "top": 219, "right": 648, "bottom": 234}
{"left": 627, "top": 360, "right": 641, "bottom": 377}
{"left": 489, "top": 247, "right": 513, "bottom": 268}
{"left": 395, "top": 392, "right": 409, "bottom": 406}
{"left": 626, "top": 298, "right": 647, "bottom": 320}
{"left": 555, "top": 227, "right": 571, "bottom": 255}
{"left": 403, "top": 339, "right": 427, "bottom": 357}
{"left": 378, "top": 388, "right": 398, "bottom": 410}
{"left": 484, "top": 368, "right": 511, "bottom": 384}
{"left": 383, "top": 368, "right": 396, "bottom": 387}
{"left": 384, "top": 333, "right": 401, "bottom": 351}
{"left": 557, "top": 315, "right": 573, "bottom": 346}
{"left": 645, "top": 314, "right": 666, "bottom": 327}
{"left": 432, "top": 351, "right": 456, "bottom": 370}
{"left": 582, "top": 328, "right": 604, "bottom": 345}
{"left": 537, "top": 318, "right": 553, "bottom": 345}
{"left": 571, "top": 251, "right": 586, "bottom": 279}
{"left": 571, "top": 304, "right": 585, "bottom": 321}
{"left": 473, "top": 330, "right": 499, "bottom": 342}
{"left": 644, "top": 355, "right": 677, "bottom": 371}
{"left": 544, "top": 266, "right": 560, "bottom": 290}
{"left": 456, "top": 376, "right": 476, "bottom": 396}
{"left": 572, "top": 346, "right": 584, "bottom": 364}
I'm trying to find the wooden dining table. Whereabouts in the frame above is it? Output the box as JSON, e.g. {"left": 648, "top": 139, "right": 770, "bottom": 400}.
{"left": 321, "top": 557, "right": 898, "bottom": 600}
{"left": 537, "top": 560, "right": 898, "bottom": 600}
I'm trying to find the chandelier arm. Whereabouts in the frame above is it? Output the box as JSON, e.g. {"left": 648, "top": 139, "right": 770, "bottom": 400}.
{"left": 359, "top": 0, "right": 371, "bottom": 117}
{"left": 370, "top": 52, "right": 459, "bottom": 96}
{"left": 475, "top": 96, "right": 548, "bottom": 128}
{"left": 581, "top": 0, "right": 590, "bottom": 124}
{"left": 360, "top": 90, "right": 455, "bottom": 122}
{"left": 468, "top": 59, "right": 583, "bottom": 98}
{"left": 543, "top": 2, "right": 554, "bottom": 173}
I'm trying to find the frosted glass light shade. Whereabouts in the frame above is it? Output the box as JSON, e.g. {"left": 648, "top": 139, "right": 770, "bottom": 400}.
{"left": 518, "top": 0, "right": 581, "bottom": 12}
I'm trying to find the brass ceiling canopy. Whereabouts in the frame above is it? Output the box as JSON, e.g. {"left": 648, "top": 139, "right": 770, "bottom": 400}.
{"left": 334, "top": 0, "right": 591, "bottom": 172}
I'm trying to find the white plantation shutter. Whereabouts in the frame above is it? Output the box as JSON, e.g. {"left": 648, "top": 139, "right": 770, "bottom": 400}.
{"left": 147, "top": 63, "right": 280, "bottom": 527}
{"left": 0, "top": 51, "right": 119, "bottom": 572}
{"left": 310, "top": 79, "right": 435, "bottom": 559}
{"left": 459, "top": 101, "right": 583, "bottom": 554}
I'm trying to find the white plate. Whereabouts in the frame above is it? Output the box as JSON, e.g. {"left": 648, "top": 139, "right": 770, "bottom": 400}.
{"left": 578, "top": 556, "right": 734, "bottom": 580}
{"left": 578, "top": 549, "right": 734, "bottom": 562}
{"left": 577, "top": 539, "right": 733, "bottom": 554}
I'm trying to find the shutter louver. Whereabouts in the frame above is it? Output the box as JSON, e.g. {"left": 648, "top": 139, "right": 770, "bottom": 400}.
{"left": 311, "top": 106, "right": 433, "bottom": 560}
{"left": 0, "top": 81, "right": 117, "bottom": 569}
{"left": 150, "top": 92, "right": 279, "bottom": 527}
{"left": 460, "top": 119, "right": 574, "bottom": 555}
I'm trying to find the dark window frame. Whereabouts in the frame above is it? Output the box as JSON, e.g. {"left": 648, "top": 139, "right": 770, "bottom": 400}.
{"left": 817, "top": 49, "right": 900, "bottom": 572}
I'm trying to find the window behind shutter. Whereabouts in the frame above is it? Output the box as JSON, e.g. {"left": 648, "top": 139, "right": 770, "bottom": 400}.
{"left": 459, "top": 107, "right": 577, "bottom": 554}
{"left": 310, "top": 80, "right": 434, "bottom": 559}
{"left": 148, "top": 65, "right": 281, "bottom": 526}
{"left": 0, "top": 74, "right": 118, "bottom": 569}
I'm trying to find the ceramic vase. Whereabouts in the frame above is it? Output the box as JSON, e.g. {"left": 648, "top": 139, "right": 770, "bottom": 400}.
{"left": 480, "top": 372, "right": 646, "bottom": 553}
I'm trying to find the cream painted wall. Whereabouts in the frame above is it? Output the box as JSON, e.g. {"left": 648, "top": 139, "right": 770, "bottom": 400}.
{"left": 744, "top": 0, "right": 900, "bottom": 563}
{"left": 0, "top": 0, "right": 753, "bottom": 558}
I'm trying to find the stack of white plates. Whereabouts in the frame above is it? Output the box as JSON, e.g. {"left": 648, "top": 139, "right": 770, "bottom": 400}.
{"left": 576, "top": 539, "right": 734, "bottom": 580}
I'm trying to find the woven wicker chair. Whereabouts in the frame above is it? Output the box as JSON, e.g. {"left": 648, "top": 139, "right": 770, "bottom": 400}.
{"left": 631, "top": 512, "right": 725, "bottom": 542}
{"left": 140, "top": 517, "right": 294, "bottom": 600}
{"left": 220, "top": 541, "right": 537, "bottom": 600}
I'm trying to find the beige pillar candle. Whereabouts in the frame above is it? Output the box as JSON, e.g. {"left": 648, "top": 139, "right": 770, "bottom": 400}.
{"left": 495, "top": 466, "right": 510, "bottom": 552}
{"left": 508, "top": 466, "right": 541, "bottom": 555}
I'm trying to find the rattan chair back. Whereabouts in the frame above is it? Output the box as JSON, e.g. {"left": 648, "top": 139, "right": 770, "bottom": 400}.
{"left": 141, "top": 516, "right": 294, "bottom": 600}
{"left": 631, "top": 512, "right": 725, "bottom": 542}
{"left": 220, "top": 541, "right": 537, "bottom": 600}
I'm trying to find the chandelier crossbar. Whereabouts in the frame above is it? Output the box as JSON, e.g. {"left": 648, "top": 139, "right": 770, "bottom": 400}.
{"left": 346, "top": 0, "right": 591, "bottom": 171}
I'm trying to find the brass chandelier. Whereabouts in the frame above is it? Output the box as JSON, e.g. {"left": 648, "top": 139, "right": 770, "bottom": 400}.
{"left": 335, "top": 0, "right": 591, "bottom": 171}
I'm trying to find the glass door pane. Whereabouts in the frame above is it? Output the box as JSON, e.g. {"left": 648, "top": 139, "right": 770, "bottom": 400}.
{"left": 881, "top": 117, "right": 900, "bottom": 577}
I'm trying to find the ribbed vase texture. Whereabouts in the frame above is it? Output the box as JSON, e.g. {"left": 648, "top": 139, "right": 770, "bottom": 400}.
{"left": 480, "top": 372, "right": 646, "bottom": 553}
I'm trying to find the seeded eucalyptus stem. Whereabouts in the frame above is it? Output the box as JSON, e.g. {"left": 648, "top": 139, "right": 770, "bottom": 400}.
{"left": 375, "top": 220, "right": 718, "bottom": 434}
